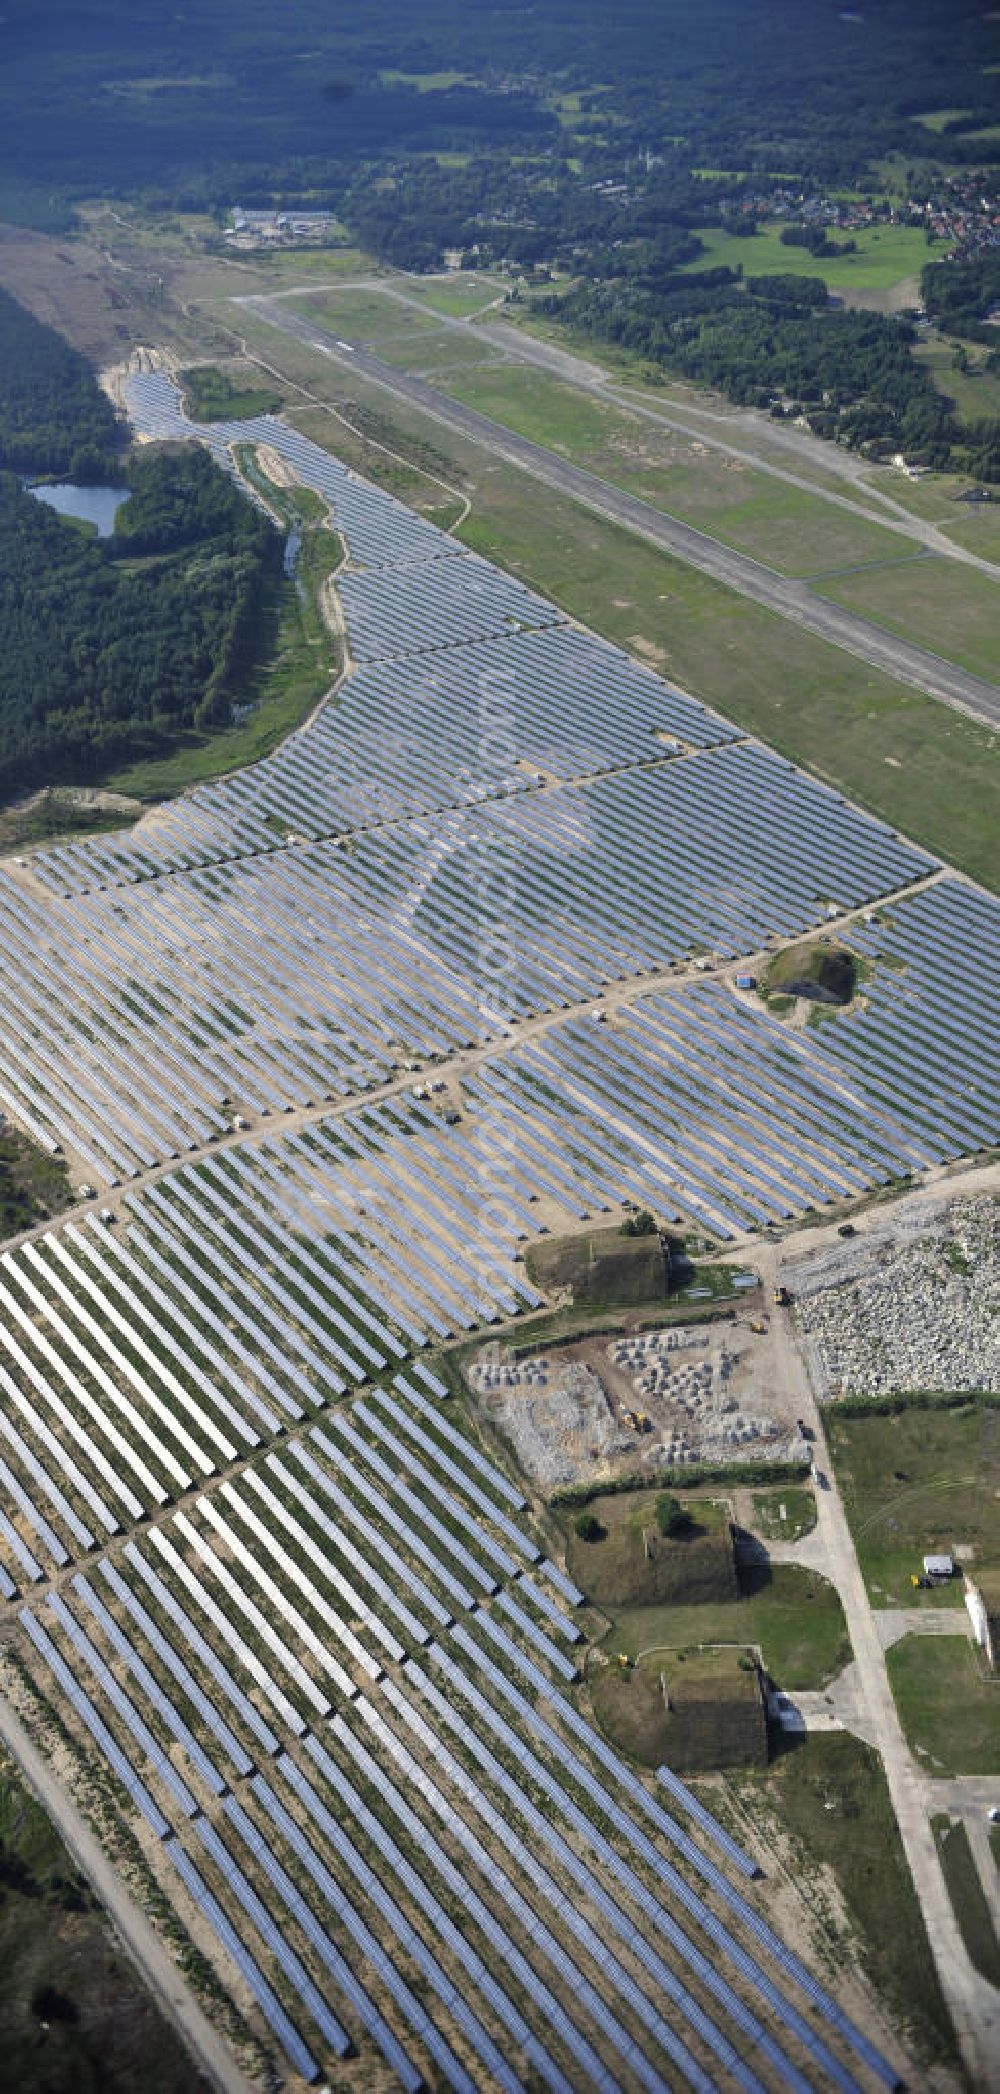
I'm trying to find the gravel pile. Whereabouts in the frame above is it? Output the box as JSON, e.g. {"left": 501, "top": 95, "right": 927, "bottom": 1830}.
{"left": 794, "top": 1195, "right": 999, "bottom": 1399}
{"left": 471, "top": 1348, "right": 630, "bottom": 1487}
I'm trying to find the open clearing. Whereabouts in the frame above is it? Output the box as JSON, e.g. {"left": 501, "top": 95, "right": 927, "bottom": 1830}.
{"left": 683, "top": 223, "right": 946, "bottom": 292}
{"left": 888, "top": 1636, "right": 1000, "bottom": 1776}
{"left": 395, "top": 274, "right": 507, "bottom": 319}
{"left": 749, "top": 1488, "right": 817, "bottom": 1543}
{"left": 600, "top": 1562, "right": 851, "bottom": 1691}
{"left": 736, "top": 1735, "right": 959, "bottom": 2068}
{"left": 826, "top": 1402, "right": 1000, "bottom": 1609}
{"left": 819, "top": 555, "right": 1000, "bottom": 684}
{"left": 913, "top": 332, "right": 1000, "bottom": 424}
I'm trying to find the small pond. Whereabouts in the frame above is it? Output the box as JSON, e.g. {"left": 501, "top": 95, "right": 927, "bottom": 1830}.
{"left": 28, "top": 482, "right": 126, "bottom": 537}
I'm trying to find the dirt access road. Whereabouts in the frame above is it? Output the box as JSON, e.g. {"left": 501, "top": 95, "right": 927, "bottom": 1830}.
{"left": 0, "top": 1692, "right": 256, "bottom": 2094}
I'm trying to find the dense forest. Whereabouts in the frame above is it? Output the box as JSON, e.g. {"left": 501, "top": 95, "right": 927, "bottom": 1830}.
{"left": 0, "top": 286, "right": 286, "bottom": 800}
{"left": 0, "top": 0, "right": 997, "bottom": 217}
{"left": 0, "top": 287, "right": 121, "bottom": 476}
{"left": 0, "top": 447, "right": 282, "bottom": 800}
{"left": 922, "top": 251, "right": 1000, "bottom": 345}
{"left": 0, "top": 2, "right": 998, "bottom": 478}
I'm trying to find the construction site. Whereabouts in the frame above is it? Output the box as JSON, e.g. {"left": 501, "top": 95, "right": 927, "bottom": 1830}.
{"left": 468, "top": 1316, "right": 808, "bottom": 1491}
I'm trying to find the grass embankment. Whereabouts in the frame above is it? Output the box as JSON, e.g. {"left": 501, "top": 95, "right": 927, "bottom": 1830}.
{"left": 526, "top": 1226, "right": 668, "bottom": 1307}
{"left": 827, "top": 1401, "right": 1000, "bottom": 1608}
{"left": 566, "top": 1492, "right": 737, "bottom": 1610}
{"left": 101, "top": 464, "right": 344, "bottom": 801}
{"left": 179, "top": 362, "right": 283, "bottom": 422}
{"left": 932, "top": 1816, "right": 1000, "bottom": 1985}
{"left": 738, "top": 1736, "right": 959, "bottom": 2069}
{"left": 607, "top": 1565, "right": 850, "bottom": 1691}
{"left": 888, "top": 1636, "right": 1000, "bottom": 1776}
{"left": 591, "top": 1644, "right": 766, "bottom": 1773}
{"left": 502, "top": 1297, "right": 734, "bottom": 1353}
{"left": 763, "top": 940, "right": 857, "bottom": 1004}
{"left": 0, "top": 1751, "right": 202, "bottom": 2093}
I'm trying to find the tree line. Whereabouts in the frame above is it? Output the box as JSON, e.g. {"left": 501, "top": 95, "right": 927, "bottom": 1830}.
{"left": 535, "top": 261, "right": 985, "bottom": 472}
{"left": 0, "top": 286, "right": 121, "bottom": 477}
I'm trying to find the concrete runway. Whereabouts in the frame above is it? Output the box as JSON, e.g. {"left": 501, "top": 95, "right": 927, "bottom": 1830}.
{"left": 240, "top": 293, "right": 1000, "bottom": 730}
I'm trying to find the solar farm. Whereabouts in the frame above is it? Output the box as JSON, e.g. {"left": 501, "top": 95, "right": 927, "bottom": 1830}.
{"left": 0, "top": 366, "right": 996, "bottom": 2092}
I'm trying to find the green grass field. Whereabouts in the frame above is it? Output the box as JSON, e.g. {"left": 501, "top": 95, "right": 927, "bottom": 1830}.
{"left": 606, "top": 1562, "right": 850, "bottom": 1689}
{"left": 372, "top": 330, "right": 506, "bottom": 375}
{"left": 819, "top": 552, "right": 1000, "bottom": 683}
{"left": 738, "top": 1736, "right": 959, "bottom": 2067}
{"left": 246, "top": 247, "right": 374, "bottom": 285}
{"left": 827, "top": 1403, "right": 1000, "bottom": 1608}
{"left": 749, "top": 1487, "right": 816, "bottom": 1543}
{"left": 889, "top": 1636, "right": 1000, "bottom": 1775}
{"left": 396, "top": 275, "right": 507, "bottom": 318}
{"left": 684, "top": 223, "right": 943, "bottom": 291}
{"left": 932, "top": 1817, "right": 1000, "bottom": 1985}
{"left": 566, "top": 1493, "right": 737, "bottom": 1610}
{"left": 913, "top": 332, "right": 1000, "bottom": 423}
{"left": 445, "top": 363, "right": 916, "bottom": 577}
{"left": 308, "top": 289, "right": 441, "bottom": 341}
{"left": 590, "top": 1644, "right": 766, "bottom": 1771}
{"left": 938, "top": 503, "right": 1000, "bottom": 555}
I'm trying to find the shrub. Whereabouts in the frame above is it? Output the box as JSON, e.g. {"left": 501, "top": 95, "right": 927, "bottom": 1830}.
{"left": 621, "top": 1209, "right": 657, "bottom": 1237}
{"left": 574, "top": 1511, "right": 605, "bottom": 1543}
{"left": 655, "top": 1492, "right": 692, "bottom": 1537}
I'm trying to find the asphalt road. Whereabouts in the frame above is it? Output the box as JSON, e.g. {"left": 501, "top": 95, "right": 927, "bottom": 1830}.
{"left": 240, "top": 294, "right": 1000, "bottom": 730}
{"left": 756, "top": 1237, "right": 1000, "bottom": 2091}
